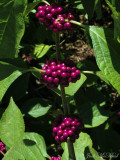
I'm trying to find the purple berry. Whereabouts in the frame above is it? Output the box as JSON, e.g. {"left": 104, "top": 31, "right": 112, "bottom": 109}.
{"left": 50, "top": 62, "right": 56, "bottom": 66}
{"left": 51, "top": 65, "right": 57, "bottom": 71}
{"left": 61, "top": 123, "right": 66, "bottom": 129}
{"left": 61, "top": 66, "right": 67, "bottom": 72}
{"left": 45, "top": 6, "right": 52, "bottom": 13}
{"left": 52, "top": 71, "right": 57, "bottom": 77}
{"left": 64, "top": 22, "right": 71, "bottom": 29}
{"left": 46, "top": 13, "right": 52, "bottom": 19}
{"left": 38, "top": 6, "right": 44, "bottom": 11}
{"left": 57, "top": 23, "right": 63, "bottom": 30}
{"left": 68, "top": 130, "right": 74, "bottom": 136}
{"left": 63, "top": 132, "right": 68, "bottom": 138}
{"left": 39, "top": 10, "right": 45, "bottom": 17}
{"left": 76, "top": 69, "right": 80, "bottom": 75}
{"left": 57, "top": 130, "right": 63, "bottom": 136}
{"left": 55, "top": 136, "right": 59, "bottom": 141}
{"left": 57, "top": 70, "right": 62, "bottom": 76}
{"left": 53, "top": 78, "right": 59, "bottom": 84}
{"left": 71, "top": 72, "right": 77, "bottom": 78}
{"left": 61, "top": 72, "right": 67, "bottom": 78}
{"left": 71, "top": 121, "right": 76, "bottom": 126}
{"left": 53, "top": 127, "right": 58, "bottom": 133}
{"left": 53, "top": 20, "right": 59, "bottom": 27}
{"left": 71, "top": 67, "right": 76, "bottom": 72}
{"left": 57, "top": 7, "right": 63, "bottom": 14}
{"left": 36, "top": 12, "right": 39, "bottom": 18}
{"left": 68, "top": 14, "right": 74, "bottom": 20}
{"left": 46, "top": 68, "right": 52, "bottom": 75}
{"left": 51, "top": 8, "right": 57, "bottom": 15}
{"left": 65, "top": 120, "right": 71, "bottom": 126}
{"left": 60, "top": 18, "right": 65, "bottom": 24}
{"left": 57, "top": 15, "right": 63, "bottom": 19}
{"left": 47, "top": 77, "right": 53, "bottom": 83}
{"left": 71, "top": 126, "right": 76, "bottom": 131}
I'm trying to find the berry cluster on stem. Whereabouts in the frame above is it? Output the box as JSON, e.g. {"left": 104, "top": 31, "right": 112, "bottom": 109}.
{"left": 40, "top": 59, "right": 81, "bottom": 89}
{"left": 36, "top": 3, "right": 74, "bottom": 32}
{"left": 52, "top": 114, "right": 84, "bottom": 143}
{"left": 0, "top": 142, "right": 6, "bottom": 152}
{"left": 50, "top": 156, "right": 61, "bottom": 160}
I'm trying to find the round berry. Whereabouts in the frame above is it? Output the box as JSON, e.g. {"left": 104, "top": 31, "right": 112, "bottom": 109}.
{"left": 46, "top": 68, "right": 52, "bottom": 75}
{"left": 60, "top": 18, "right": 65, "bottom": 24}
{"left": 55, "top": 136, "right": 59, "bottom": 141}
{"left": 57, "top": 7, "right": 63, "bottom": 14}
{"left": 76, "top": 69, "right": 80, "bottom": 75}
{"left": 45, "top": 6, "right": 52, "bottom": 13}
{"left": 65, "top": 120, "right": 71, "bottom": 126}
{"left": 38, "top": 6, "right": 44, "bottom": 11}
{"left": 57, "top": 23, "right": 63, "bottom": 30}
{"left": 57, "top": 15, "right": 63, "bottom": 19}
{"left": 51, "top": 65, "right": 57, "bottom": 71}
{"left": 51, "top": 8, "right": 57, "bottom": 15}
{"left": 53, "top": 127, "right": 58, "bottom": 133}
{"left": 52, "top": 71, "right": 57, "bottom": 77}
{"left": 47, "top": 77, "right": 53, "bottom": 83}
{"left": 46, "top": 13, "right": 52, "bottom": 19}
{"left": 68, "top": 14, "right": 74, "bottom": 20}
{"left": 39, "top": 10, "right": 45, "bottom": 17}
{"left": 61, "top": 72, "right": 67, "bottom": 78}
{"left": 57, "top": 70, "right": 62, "bottom": 76}
{"left": 61, "top": 66, "right": 67, "bottom": 72}
{"left": 57, "top": 130, "right": 63, "bottom": 136}
{"left": 71, "top": 72, "right": 77, "bottom": 78}
{"left": 61, "top": 123, "right": 66, "bottom": 129}
{"left": 63, "top": 132, "right": 68, "bottom": 138}
{"left": 64, "top": 22, "right": 71, "bottom": 29}
{"left": 53, "top": 78, "right": 59, "bottom": 84}
{"left": 68, "top": 130, "right": 74, "bottom": 136}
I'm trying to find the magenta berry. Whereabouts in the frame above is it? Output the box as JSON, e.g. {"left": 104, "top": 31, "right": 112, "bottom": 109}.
{"left": 40, "top": 59, "right": 81, "bottom": 89}
{"left": 52, "top": 114, "right": 84, "bottom": 143}
{"left": 57, "top": 7, "right": 63, "bottom": 14}
{"left": 0, "top": 142, "right": 6, "bottom": 152}
{"left": 36, "top": 4, "right": 74, "bottom": 32}
{"left": 50, "top": 156, "right": 61, "bottom": 160}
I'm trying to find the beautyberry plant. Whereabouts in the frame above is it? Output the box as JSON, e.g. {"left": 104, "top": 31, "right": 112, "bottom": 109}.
{"left": 36, "top": 3, "right": 74, "bottom": 32}
{"left": 0, "top": 0, "right": 120, "bottom": 160}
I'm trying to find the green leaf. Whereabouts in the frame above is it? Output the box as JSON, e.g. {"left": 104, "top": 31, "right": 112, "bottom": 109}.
{"left": 53, "top": 74, "right": 87, "bottom": 96}
{"left": 0, "top": 97, "right": 25, "bottom": 148}
{"left": 75, "top": 88, "right": 109, "bottom": 128}
{"left": 62, "top": 132, "right": 105, "bottom": 160}
{"left": 0, "top": 0, "right": 27, "bottom": 58}
{"left": 3, "top": 132, "right": 48, "bottom": 160}
{"left": 89, "top": 26, "right": 120, "bottom": 94}
{"left": 24, "top": 1, "right": 41, "bottom": 17}
{"left": 65, "top": 74, "right": 87, "bottom": 96}
{"left": 33, "top": 44, "right": 52, "bottom": 59}
{"left": 105, "top": 0, "right": 120, "bottom": 41}
{"left": 0, "top": 61, "right": 26, "bottom": 103}
{"left": 21, "top": 98, "right": 52, "bottom": 118}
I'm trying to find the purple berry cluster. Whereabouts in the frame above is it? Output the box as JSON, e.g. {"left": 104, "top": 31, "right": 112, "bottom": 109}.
{"left": 36, "top": 3, "right": 74, "bottom": 32}
{"left": 0, "top": 142, "right": 6, "bottom": 152}
{"left": 50, "top": 156, "right": 61, "bottom": 160}
{"left": 52, "top": 114, "right": 84, "bottom": 143}
{"left": 40, "top": 59, "right": 81, "bottom": 89}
